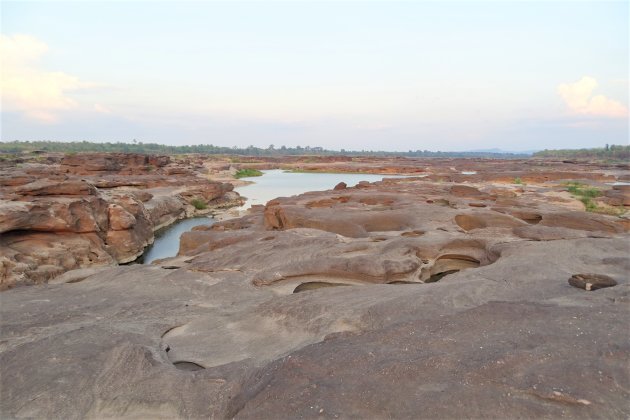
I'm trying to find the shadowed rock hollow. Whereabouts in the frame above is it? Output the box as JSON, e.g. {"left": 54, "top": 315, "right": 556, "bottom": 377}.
{"left": 1, "top": 157, "right": 629, "bottom": 418}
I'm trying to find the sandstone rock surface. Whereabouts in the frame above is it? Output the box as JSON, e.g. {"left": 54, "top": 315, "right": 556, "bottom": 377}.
{"left": 0, "top": 153, "right": 240, "bottom": 288}
{"left": 1, "top": 155, "right": 628, "bottom": 418}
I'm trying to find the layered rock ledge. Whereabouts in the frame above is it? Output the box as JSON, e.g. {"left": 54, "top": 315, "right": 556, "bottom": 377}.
{"left": 0, "top": 153, "right": 241, "bottom": 289}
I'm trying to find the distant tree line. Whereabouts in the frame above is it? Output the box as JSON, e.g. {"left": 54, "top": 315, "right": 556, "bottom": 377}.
{"left": 0, "top": 140, "right": 531, "bottom": 159}
{"left": 533, "top": 144, "right": 630, "bottom": 160}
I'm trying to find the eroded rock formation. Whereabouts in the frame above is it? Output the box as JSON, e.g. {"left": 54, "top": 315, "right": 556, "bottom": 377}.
{"left": 0, "top": 153, "right": 241, "bottom": 288}
{"left": 1, "top": 155, "right": 628, "bottom": 418}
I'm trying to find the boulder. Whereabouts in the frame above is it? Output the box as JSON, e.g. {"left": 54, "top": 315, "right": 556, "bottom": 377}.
{"left": 108, "top": 204, "right": 137, "bottom": 230}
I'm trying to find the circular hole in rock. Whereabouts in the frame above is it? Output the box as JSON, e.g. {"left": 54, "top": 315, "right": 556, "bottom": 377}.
{"left": 420, "top": 254, "right": 482, "bottom": 283}
{"left": 568, "top": 274, "right": 617, "bottom": 291}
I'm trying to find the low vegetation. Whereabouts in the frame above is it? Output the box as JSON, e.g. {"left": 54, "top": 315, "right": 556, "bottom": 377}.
{"left": 234, "top": 168, "right": 263, "bottom": 178}
{"left": 0, "top": 141, "right": 530, "bottom": 158}
{"left": 190, "top": 198, "right": 207, "bottom": 210}
{"left": 565, "top": 182, "right": 602, "bottom": 212}
{"left": 535, "top": 144, "right": 630, "bottom": 161}
{"left": 565, "top": 182, "right": 623, "bottom": 215}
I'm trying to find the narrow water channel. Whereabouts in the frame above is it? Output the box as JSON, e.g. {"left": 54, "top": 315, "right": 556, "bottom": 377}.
{"left": 141, "top": 170, "right": 405, "bottom": 263}
{"left": 140, "top": 217, "right": 215, "bottom": 264}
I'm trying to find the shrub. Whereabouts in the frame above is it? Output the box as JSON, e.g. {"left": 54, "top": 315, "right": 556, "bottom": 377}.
{"left": 190, "top": 198, "right": 207, "bottom": 210}
{"left": 514, "top": 177, "right": 523, "bottom": 184}
{"left": 234, "top": 168, "right": 263, "bottom": 178}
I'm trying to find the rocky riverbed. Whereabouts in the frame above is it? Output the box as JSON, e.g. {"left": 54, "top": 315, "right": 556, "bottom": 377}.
{"left": 1, "top": 153, "right": 629, "bottom": 418}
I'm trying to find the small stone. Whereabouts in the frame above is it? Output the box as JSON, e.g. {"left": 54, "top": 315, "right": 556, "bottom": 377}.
{"left": 569, "top": 274, "right": 617, "bottom": 291}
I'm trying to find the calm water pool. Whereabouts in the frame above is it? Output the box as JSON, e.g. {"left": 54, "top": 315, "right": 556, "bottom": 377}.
{"left": 140, "top": 217, "right": 215, "bottom": 264}
{"left": 235, "top": 169, "right": 403, "bottom": 208}
{"left": 142, "top": 170, "right": 405, "bottom": 263}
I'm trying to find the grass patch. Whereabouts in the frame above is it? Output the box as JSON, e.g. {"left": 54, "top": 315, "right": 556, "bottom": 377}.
{"left": 514, "top": 177, "right": 523, "bottom": 185}
{"left": 565, "top": 182, "right": 605, "bottom": 213}
{"left": 190, "top": 198, "right": 207, "bottom": 210}
{"left": 566, "top": 182, "right": 600, "bottom": 198}
{"left": 234, "top": 168, "right": 263, "bottom": 178}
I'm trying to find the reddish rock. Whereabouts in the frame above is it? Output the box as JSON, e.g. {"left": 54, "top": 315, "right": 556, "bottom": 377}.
{"left": 305, "top": 198, "right": 336, "bottom": 208}
{"left": 0, "top": 154, "right": 629, "bottom": 419}
{"left": 130, "top": 190, "right": 153, "bottom": 202}
{"left": 512, "top": 225, "right": 592, "bottom": 241}
{"left": 540, "top": 212, "right": 623, "bottom": 234}
{"left": 604, "top": 185, "right": 630, "bottom": 206}
{"left": 105, "top": 229, "right": 151, "bottom": 263}
{"left": 108, "top": 204, "right": 137, "bottom": 230}
{"left": 0, "top": 154, "right": 240, "bottom": 287}
{"left": 0, "top": 197, "right": 109, "bottom": 234}
{"left": 450, "top": 185, "right": 490, "bottom": 199}
{"left": 60, "top": 153, "right": 170, "bottom": 175}
{"left": 15, "top": 179, "right": 97, "bottom": 196}
{"left": 493, "top": 208, "right": 543, "bottom": 224}
{"left": 454, "top": 212, "right": 525, "bottom": 231}
{"left": 0, "top": 175, "right": 35, "bottom": 187}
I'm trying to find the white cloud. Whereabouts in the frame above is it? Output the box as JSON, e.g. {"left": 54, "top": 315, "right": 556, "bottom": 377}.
{"left": 558, "top": 76, "right": 628, "bottom": 118}
{"left": 0, "top": 34, "right": 95, "bottom": 123}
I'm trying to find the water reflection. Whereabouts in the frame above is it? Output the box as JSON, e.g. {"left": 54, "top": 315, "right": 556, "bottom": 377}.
{"left": 235, "top": 169, "right": 403, "bottom": 208}
{"left": 140, "top": 216, "right": 214, "bottom": 264}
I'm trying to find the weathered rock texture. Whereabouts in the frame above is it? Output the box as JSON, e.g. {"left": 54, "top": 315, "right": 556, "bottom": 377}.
{"left": 0, "top": 153, "right": 240, "bottom": 288}
{"left": 0, "top": 155, "right": 629, "bottom": 418}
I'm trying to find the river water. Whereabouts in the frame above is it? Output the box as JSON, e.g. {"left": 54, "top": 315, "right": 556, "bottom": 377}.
{"left": 141, "top": 170, "right": 404, "bottom": 263}
{"left": 235, "top": 169, "right": 402, "bottom": 208}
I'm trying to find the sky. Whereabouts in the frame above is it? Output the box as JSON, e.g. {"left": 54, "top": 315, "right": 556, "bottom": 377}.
{"left": 1, "top": 1, "right": 628, "bottom": 152}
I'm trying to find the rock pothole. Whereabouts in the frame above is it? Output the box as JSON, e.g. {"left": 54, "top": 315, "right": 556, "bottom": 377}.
{"left": 454, "top": 213, "right": 524, "bottom": 231}
{"left": 421, "top": 254, "right": 481, "bottom": 283}
{"left": 293, "top": 282, "right": 352, "bottom": 293}
{"left": 173, "top": 361, "right": 206, "bottom": 371}
{"left": 161, "top": 325, "right": 207, "bottom": 371}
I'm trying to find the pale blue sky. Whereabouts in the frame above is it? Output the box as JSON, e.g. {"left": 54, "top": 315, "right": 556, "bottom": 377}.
{"left": 1, "top": 1, "right": 628, "bottom": 151}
